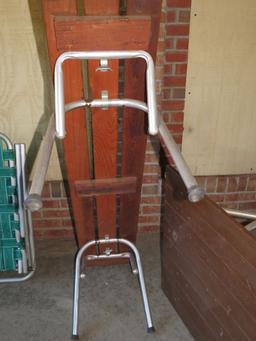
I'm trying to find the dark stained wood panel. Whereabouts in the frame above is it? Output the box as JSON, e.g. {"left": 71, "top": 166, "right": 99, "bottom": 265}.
{"left": 54, "top": 16, "right": 151, "bottom": 51}
{"left": 42, "top": 0, "right": 94, "bottom": 246}
{"left": 75, "top": 177, "right": 137, "bottom": 197}
{"left": 162, "top": 166, "right": 256, "bottom": 341}
{"left": 120, "top": 0, "right": 162, "bottom": 243}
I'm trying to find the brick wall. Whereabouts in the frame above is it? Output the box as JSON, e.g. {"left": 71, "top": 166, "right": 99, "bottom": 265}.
{"left": 32, "top": 0, "right": 256, "bottom": 238}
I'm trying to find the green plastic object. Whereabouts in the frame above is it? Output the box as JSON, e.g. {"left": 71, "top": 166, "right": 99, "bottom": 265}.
{"left": 0, "top": 135, "right": 23, "bottom": 272}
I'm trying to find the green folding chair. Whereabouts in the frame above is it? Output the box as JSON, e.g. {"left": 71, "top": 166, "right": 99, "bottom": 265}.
{"left": 0, "top": 133, "right": 35, "bottom": 283}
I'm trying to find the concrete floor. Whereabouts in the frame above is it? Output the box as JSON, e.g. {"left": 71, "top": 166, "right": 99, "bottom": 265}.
{"left": 0, "top": 233, "right": 194, "bottom": 341}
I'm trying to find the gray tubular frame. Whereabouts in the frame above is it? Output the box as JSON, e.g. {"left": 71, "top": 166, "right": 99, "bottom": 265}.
{"left": 71, "top": 238, "right": 154, "bottom": 339}
{"left": 0, "top": 138, "right": 36, "bottom": 283}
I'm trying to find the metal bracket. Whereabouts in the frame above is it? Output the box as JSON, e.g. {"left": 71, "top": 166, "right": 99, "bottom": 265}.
{"left": 96, "top": 59, "right": 112, "bottom": 72}
{"left": 101, "top": 90, "right": 109, "bottom": 110}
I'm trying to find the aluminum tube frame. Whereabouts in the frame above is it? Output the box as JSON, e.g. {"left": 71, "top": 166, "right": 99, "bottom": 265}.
{"left": 71, "top": 238, "right": 154, "bottom": 339}
{"left": 64, "top": 99, "right": 203, "bottom": 203}
{"left": 224, "top": 208, "right": 256, "bottom": 220}
{"left": 158, "top": 118, "right": 204, "bottom": 202}
{"left": 25, "top": 114, "right": 56, "bottom": 211}
{"left": 64, "top": 98, "right": 148, "bottom": 113}
{"left": 54, "top": 50, "right": 158, "bottom": 138}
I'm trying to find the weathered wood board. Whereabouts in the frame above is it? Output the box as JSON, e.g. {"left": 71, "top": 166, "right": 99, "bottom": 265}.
{"left": 162, "top": 166, "right": 256, "bottom": 341}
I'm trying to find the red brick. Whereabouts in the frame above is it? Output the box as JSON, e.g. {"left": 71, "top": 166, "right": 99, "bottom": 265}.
{"left": 36, "top": 229, "right": 74, "bottom": 239}
{"left": 143, "top": 164, "right": 161, "bottom": 174}
{"left": 32, "top": 211, "right": 41, "bottom": 219}
{"left": 164, "top": 64, "right": 173, "bottom": 74}
{"left": 42, "top": 199, "right": 60, "bottom": 209}
{"left": 33, "top": 219, "right": 63, "bottom": 228}
{"left": 178, "top": 10, "right": 191, "bottom": 23}
{"left": 206, "top": 176, "right": 217, "bottom": 193}
{"left": 172, "top": 88, "right": 185, "bottom": 98}
{"left": 237, "top": 175, "right": 248, "bottom": 191}
{"left": 145, "top": 153, "right": 159, "bottom": 163}
{"left": 60, "top": 199, "right": 70, "bottom": 208}
{"left": 142, "top": 206, "right": 161, "bottom": 215}
{"left": 167, "top": 124, "right": 184, "bottom": 134}
{"left": 175, "top": 63, "right": 187, "bottom": 74}
{"left": 157, "top": 40, "right": 166, "bottom": 52}
{"left": 167, "top": 0, "right": 191, "bottom": 8}
{"left": 196, "top": 176, "right": 206, "bottom": 190}
{"left": 227, "top": 176, "right": 239, "bottom": 192}
{"left": 41, "top": 183, "right": 50, "bottom": 198}
{"left": 167, "top": 10, "right": 176, "bottom": 22}
{"left": 143, "top": 175, "right": 160, "bottom": 184}
{"left": 142, "top": 185, "right": 159, "bottom": 195}
{"left": 223, "top": 193, "right": 240, "bottom": 202}
{"left": 171, "top": 134, "right": 182, "bottom": 146}
{"left": 207, "top": 193, "right": 225, "bottom": 203}
{"left": 167, "top": 24, "right": 190, "bottom": 36}
{"left": 42, "top": 209, "right": 70, "bottom": 218}
{"left": 165, "top": 39, "right": 175, "bottom": 49}
{"left": 171, "top": 111, "right": 184, "bottom": 122}
{"left": 138, "top": 225, "right": 160, "bottom": 233}
{"left": 216, "top": 176, "right": 228, "bottom": 193}
{"left": 166, "top": 51, "right": 187, "bottom": 62}
{"left": 247, "top": 175, "right": 256, "bottom": 191}
{"left": 176, "top": 38, "right": 189, "bottom": 49}
{"left": 162, "top": 88, "right": 171, "bottom": 100}
{"left": 238, "top": 202, "right": 256, "bottom": 210}
{"left": 141, "top": 197, "right": 161, "bottom": 204}
{"left": 139, "top": 215, "right": 160, "bottom": 224}
{"left": 162, "top": 100, "right": 184, "bottom": 111}
{"left": 164, "top": 76, "right": 186, "bottom": 86}
{"left": 62, "top": 218, "right": 73, "bottom": 227}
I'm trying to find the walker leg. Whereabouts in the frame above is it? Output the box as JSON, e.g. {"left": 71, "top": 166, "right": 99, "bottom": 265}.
{"left": 71, "top": 252, "right": 82, "bottom": 340}
{"left": 131, "top": 243, "right": 155, "bottom": 333}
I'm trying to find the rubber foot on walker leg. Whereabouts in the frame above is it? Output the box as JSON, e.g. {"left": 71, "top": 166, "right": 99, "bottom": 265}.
{"left": 147, "top": 326, "right": 155, "bottom": 333}
{"left": 71, "top": 334, "right": 79, "bottom": 340}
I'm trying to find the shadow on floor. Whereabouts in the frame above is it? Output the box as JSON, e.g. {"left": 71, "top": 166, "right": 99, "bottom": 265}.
{"left": 0, "top": 233, "right": 193, "bottom": 341}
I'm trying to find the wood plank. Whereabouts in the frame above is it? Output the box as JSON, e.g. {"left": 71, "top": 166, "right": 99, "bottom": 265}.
{"left": 165, "top": 184, "right": 256, "bottom": 290}
{"left": 84, "top": 0, "right": 119, "bottom": 15}
{"left": 163, "top": 228, "right": 255, "bottom": 339}
{"left": 163, "top": 261, "right": 233, "bottom": 341}
{"left": 120, "top": 0, "right": 162, "bottom": 243}
{"left": 83, "top": 1, "right": 119, "bottom": 252}
{"left": 75, "top": 177, "right": 137, "bottom": 197}
{"left": 55, "top": 16, "right": 151, "bottom": 51}
{"left": 162, "top": 271, "right": 217, "bottom": 341}
{"left": 162, "top": 166, "right": 256, "bottom": 341}
{"left": 163, "top": 245, "right": 251, "bottom": 341}
{"left": 42, "top": 0, "right": 94, "bottom": 247}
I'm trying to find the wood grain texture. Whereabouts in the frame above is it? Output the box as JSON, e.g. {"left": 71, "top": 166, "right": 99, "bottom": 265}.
{"left": 42, "top": 0, "right": 94, "bottom": 246}
{"left": 162, "top": 166, "right": 256, "bottom": 341}
{"left": 183, "top": 0, "right": 256, "bottom": 175}
{"left": 83, "top": 1, "right": 119, "bottom": 249}
{"left": 120, "top": 0, "right": 162, "bottom": 243}
{"left": 54, "top": 16, "right": 151, "bottom": 51}
{"left": 75, "top": 177, "right": 137, "bottom": 197}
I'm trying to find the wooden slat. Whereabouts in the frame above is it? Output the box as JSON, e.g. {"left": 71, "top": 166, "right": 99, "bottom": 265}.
{"left": 42, "top": 0, "right": 94, "bottom": 247}
{"left": 162, "top": 166, "right": 256, "bottom": 341}
{"left": 55, "top": 16, "right": 151, "bottom": 51}
{"left": 162, "top": 271, "right": 217, "bottom": 341}
{"left": 83, "top": 1, "right": 118, "bottom": 252}
{"left": 75, "top": 177, "right": 137, "bottom": 197}
{"left": 120, "top": 0, "right": 162, "bottom": 243}
{"left": 163, "top": 245, "right": 251, "bottom": 341}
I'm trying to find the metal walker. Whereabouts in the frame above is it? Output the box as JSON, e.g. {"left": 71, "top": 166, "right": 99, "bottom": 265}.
{"left": 25, "top": 50, "right": 204, "bottom": 339}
